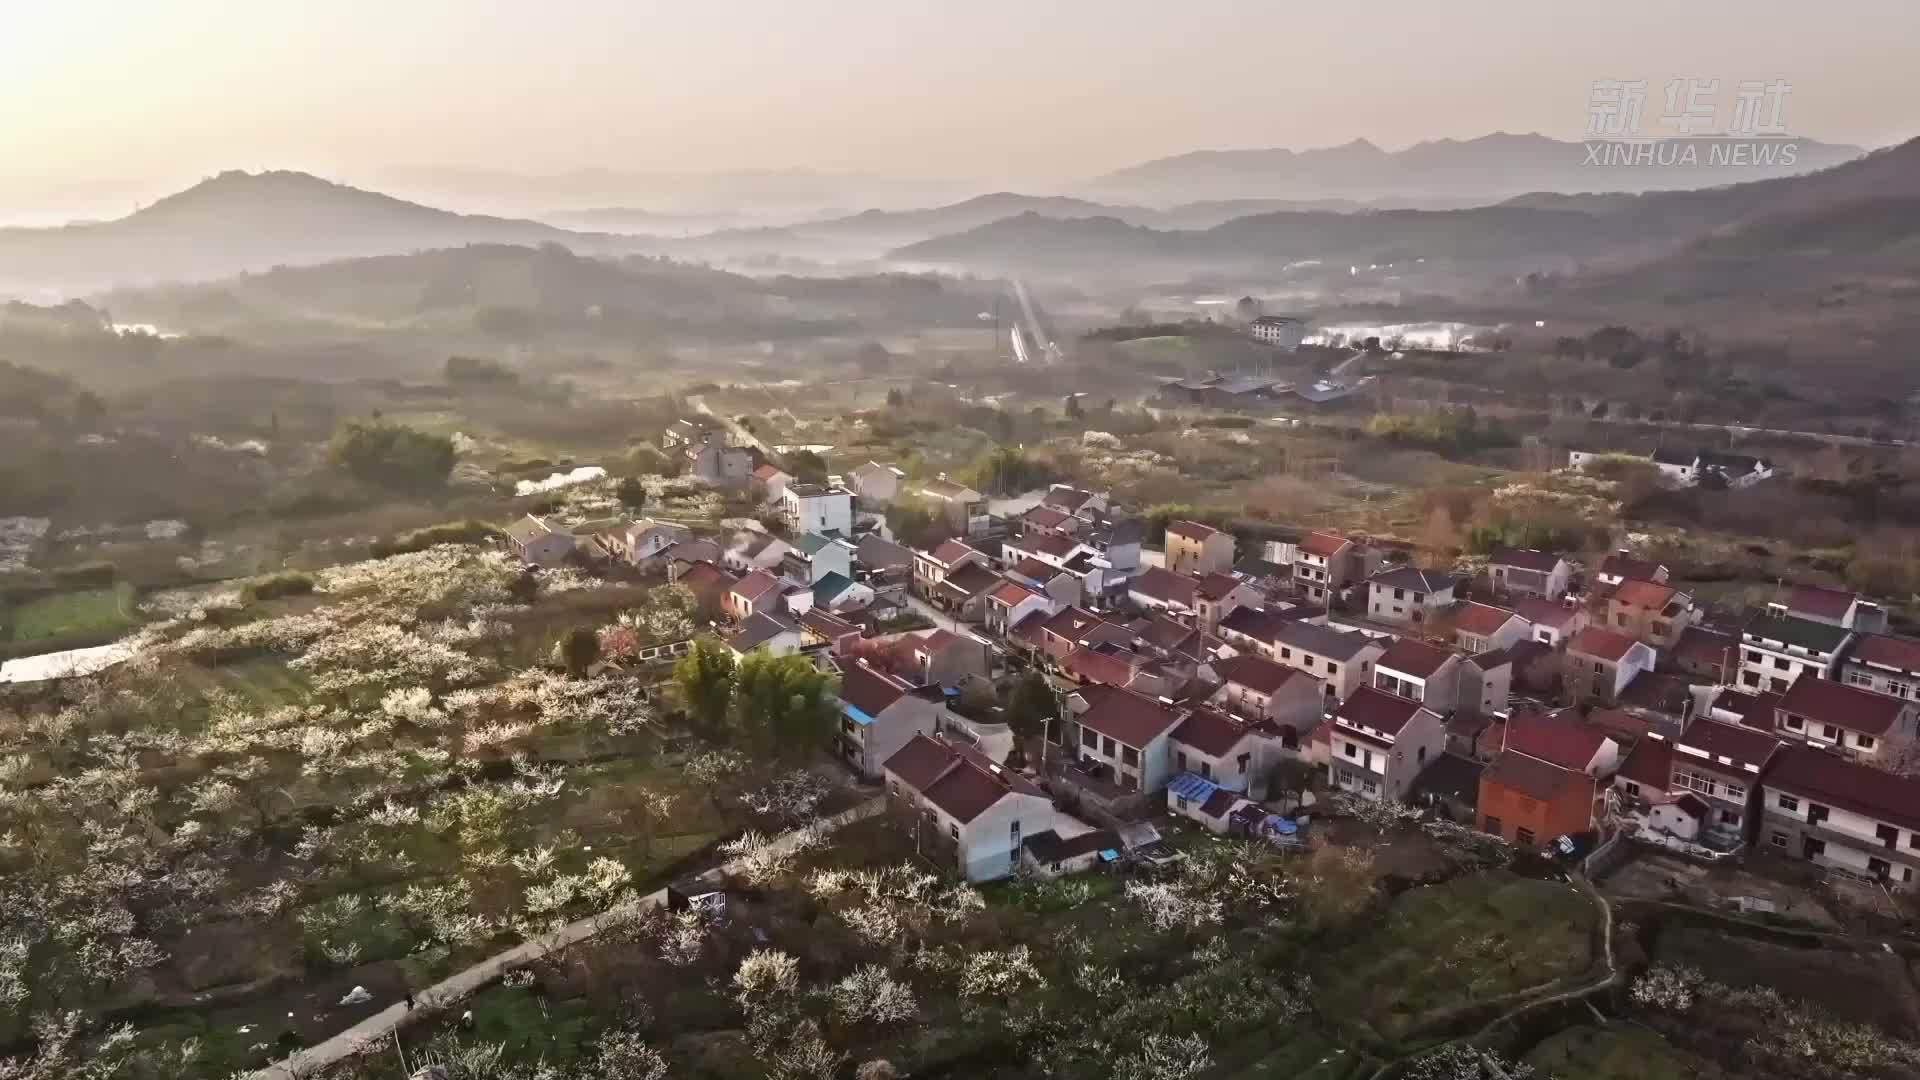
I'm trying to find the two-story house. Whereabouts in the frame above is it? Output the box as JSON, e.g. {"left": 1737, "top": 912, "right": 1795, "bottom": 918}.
{"left": 1292, "top": 530, "right": 1368, "bottom": 606}
{"left": 1595, "top": 551, "right": 1668, "bottom": 589}
{"left": 1373, "top": 638, "right": 1462, "bottom": 713}
{"left": 1128, "top": 567, "right": 1200, "bottom": 617}
{"left": 1487, "top": 548, "right": 1572, "bottom": 601}
{"left": 597, "top": 518, "right": 693, "bottom": 568}
{"left": 847, "top": 461, "right": 905, "bottom": 506}
{"left": 682, "top": 438, "right": 753, "bottom": 486}
{"left": 1194, "top": 573, "right": 1259, "bottom": 633}
{"left": 884, "top": 733, "right": 1055, "bottom": 881}
{"left": 1772, "top": 676, "right": 1917, "bottom": 761}
{"left": 1671, "top": 718, "right": 1784, "bottom": 847}
{"left": 1788, "top": 585, "right": 1886, "bottom": 632}
{"left": 1216, "top": 605, "right": 1309, "bottom": 660}
{"left": 1329, "top": 687, "right": 1447, "bottom": 802}
{"left": 1516, "top": 597, "right": 1589, "bottom": 648}
{"left": 1068, "top": 684, "right": 1186, "bottom": 794}
{"left": 1842, "top": 634, "right": 1920, "bottom": 702}
{"left": 780, "top": 533, "right": 856, "bottom": 585}
{"left": 912, "top": 540, "right": 988, "bottom": 598}
{"left": 1268, "top": 620, "right": 1387, "bottom": 704}
{"left": 837, "top": 661, "right": 945, "bottom": 778}
{"left": 1605, "top": 578, "right": 1696, "bottom": 650}
{"left": 1366, "top": 566, "right": 1457, "bottom": 626}
{"left": 504, "top": 514, "right": 575, "bottom": 567}
{"left": 1566, "top": 627, "right": 1657, "bottom": 705}
{"left": 1453, "top": 602, "right": 1531, "bottom": 654}
{"left": 1478, "top": 749, "right": 1605, "bottom": 848}
{"left": 1168, "top": 707, "right": 1269, "bottom": 795}
{"left": 1761, "top": 745, "right": 1920, "bottom": 889}
{"left": 1206, "top": 654, "right": 1325, "bottom": 729}
{"left": 919, "top": 477, "right": 990, "bottom": 539}
{"left": 751, "top": 463, "right": 793, "bottom": 502}
{"left": 985, "top": 579, "right": 1056, "bottom": 637}
{"left": 781, "top": 484, "right": 853, "bottom": 537}
{"left": 1739, "top": 606, "right": 1854, "bottom": 693}
{"left": 1460, "top": 649, "right": 1514, "bottom": 717}
{"left": 724, "top": 570, "right": 786, "bottom": 621}
{"left": 1165, "top": 520, "right": 1235, "bottom": 576}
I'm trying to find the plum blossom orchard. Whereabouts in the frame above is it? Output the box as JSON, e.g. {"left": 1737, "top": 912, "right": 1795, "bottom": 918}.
{"left": 0, "top": 542, "right": 814, "bottom": 1078}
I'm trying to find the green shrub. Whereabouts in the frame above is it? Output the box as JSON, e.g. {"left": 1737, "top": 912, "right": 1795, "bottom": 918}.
{"left": 371, "top": 520, "right": 500, "bottom": 559}
{"left": 241, "top": 571, "right": 316, "bottom": 603}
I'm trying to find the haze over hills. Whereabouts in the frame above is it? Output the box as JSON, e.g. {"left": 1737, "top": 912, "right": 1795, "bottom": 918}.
{"left": 1084, "top": 132, "right": 1867, "bottom": 205}
{"left": 0, "top": 171, "right": 640, "bottom": 299}
{"left": 892, "top": 137, "right": 1920, "bottom": 290}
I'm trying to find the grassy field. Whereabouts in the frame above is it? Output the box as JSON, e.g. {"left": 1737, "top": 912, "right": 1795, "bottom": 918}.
{"left": 1525, "top": 1024, "right": 1725, "bottom": 1079}
{"left": 1315, "top": 871, "right": 1600, "bottom": 1046}
{"left": 5, "top": 581, "right": 138, "bottom": 641}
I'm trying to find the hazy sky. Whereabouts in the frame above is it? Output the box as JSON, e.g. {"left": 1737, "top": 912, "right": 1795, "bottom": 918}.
{"left": 2, "top": 0, "right": 1915, "bottom": 215}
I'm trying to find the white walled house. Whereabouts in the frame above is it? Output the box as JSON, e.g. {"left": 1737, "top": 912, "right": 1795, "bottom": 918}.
{"left": 837, "top": 661, "right": 945, "bottom": 779}
{"left": 1329, "top": 687, "right": 1447, "bottom": 802}
{"left": 1372, "top": 638, "right": 1461, "bottom": 714}
{"left": 884, "top": 734, "right": 1055, "bottom": 882}
{"left": 504, "top": 515, "right": 575, "bottom": 567}
{"left": 1843, "top": 633, "right": 1920, "bottom": 701}
{"left": 781, "top": 484, "right": 854, "bottom": 537}
{"left": 1067, "top": 684, "right": 1185, "bottom": 794}
{"left": 1487, "top": 548, "right": 1572, "bottom": 601}
{"left": 1762, "top": 745, "right": 1920, "bottom": 889}
{"left": 1739, "top": 607, "right": 1853, "bottom": 694}
{"left": 1452, "top": 602, "right": 1531, "bottom": 655}
{"left": 1772, "top": 676, "right": 1917, "bottom": 761}
{"left": 1366, "top": 566, "right": 1457, "bottom": 626}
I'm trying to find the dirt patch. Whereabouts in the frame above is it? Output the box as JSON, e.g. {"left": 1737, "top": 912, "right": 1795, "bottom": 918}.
{"left": 1604, "top": 851, "right": 1842, "bottom": 929}
{"left": 1656, "top": 926, "right": 1920, "bottom": 1036}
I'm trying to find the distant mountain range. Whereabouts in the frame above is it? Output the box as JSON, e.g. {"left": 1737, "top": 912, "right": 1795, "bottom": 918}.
{"left": 1082, "top": 132, "right": 1866, "bottom": 204}
{"left": 0, "top": 171, "right": 637, "bottom": 297}
{"left": 890, "top": 139, "right": 1920, "bottom": 294}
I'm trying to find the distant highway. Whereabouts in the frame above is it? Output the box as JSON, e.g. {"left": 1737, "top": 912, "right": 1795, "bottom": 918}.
{"left": 1579, "top": 413, "right": 1910, "bottom": 448}
{"left": 1010, "top": 279, "right": 1063, "bottom": 363}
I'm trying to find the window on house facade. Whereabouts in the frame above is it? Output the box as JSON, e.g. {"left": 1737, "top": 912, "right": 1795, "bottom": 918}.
{"left": 1746, "top": 649, "right": 1763, "bottom": 664}
{"left": 1121, "top": 746, "right": 1139, "bottom": 767}
{"left": 1823, "top": 724, "right": 1840, "bottom": 741}
{"left": 1010, "top": 819, "right": 1021, "bottom": 844}
{"left": 1784, "top": 714, "right": 1804, "bottom": 730}
{"left": 1237, "top": 752, "right": 1252, "bottom": 775}
{"left": 1848, "top": 671, "right": 1875, "bottom": 688}
{"left": 1771, "top": 831, "right": 1788, "bottom": 848}
{"left": 1344, "top": 742, "right": 1359, "bottom": 759}
{"left": 1515, "top": 827, "right": 1536, "bottom": 846}
{"left": 949, "top": 823, "right": 959, "bottom": 840}
{"left": 1623, "top": 781, "right": 1641, "bottom": 796}
{"left": 1102, "top": 735, "right": 1116, "bottom": 756}
{"left": 1777, "top": 794, "right": 1799, "bottom": 811}
{"left": 1393, "top": 588, "right": 1406, "bottom": 600}
{"left": 1176, "top": 751, "right": 1189, "bottom": 772}
{"left": 1199, "top": 760, "right": 1213, "bottom": 780}
{"left": 1723, "top": 782, "right": 1747, "bottom": 802}
{"left": 1742, "top": 672, "right": 1760, "bottom": 688}
{"left": 1858, "top": 734, "right": 1877, "bottom": 750}
{"left": 1484, "top": 815, "right": 1503, "bottom": 835}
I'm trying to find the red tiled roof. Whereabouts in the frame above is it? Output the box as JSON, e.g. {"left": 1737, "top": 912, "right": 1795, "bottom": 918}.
{"left": 1490, "top": 548, "right": 1564, "bottom": 573}
{"left": 1569, "top": 626, "right": 1640, "bottom": 663}
{"left": 1777, "top": 676, "right": 1908, "bottom": 736}
{"left": 1675, "top": 718, "right": 1782, "bottom": 773}
{"left": 1064, "top": 646, "right": 1145, "bottom": 687}
{"left": 1337, "top": 686, "right": 1426, "bottom": 736}
{"left": 989, "top": 579, "right": 1041, "bottom": 606}
{"left": 1516, "top": 597, "right": 1580, "bottom": 628}
{"left": 1600, "top": 553, "right": 1664, "bottom": 581}
{"left": 841, "top": 661, "right": 913, "bottom": 718}
{"left": 1455, "top": 602, "right": 1519, "bottom": 637}
{"left": 677, "top": 561, "right": 735, "bottom": 592}
{"left": 1299, "top": 530, "right": 1351, "bottom": 558}
{"left": 1671, "top": 626, "right": 1736, "bottom": 670}
{"left": 732, "top": 569, "right": 783, "bottom": 603}
{"left": 1074, "top": 684, "right": 1184, "bottom": 748}
{"left": 1042, "top": 486, "right": 1094, "bottom": 513}
{"left": 1167, "top": 519, "right": 1219, "bottom": 542}
{"left": 1618, "top": 671, "right": 1692, "bottom": 716}
{"left": 884, "top": 733, "right": 955, "bottom": 790}
{"left": 939, "top": 563, "right": 1001, "bottom": 600}
{"left": 1736, "top": 690, "right": 1784, "bottom": 732}
{"left": 752, "top": 463, "right": 787, "bottom": 481}
{"left": 1615, "top": 735, "right": 1674, "bottom": 789}
{"left": 1853, "top": 634, "right": 1920, "bottom": 676}
{"left": 1612, "top": 578, "right": 1677, "bottom": 611}
{"left": 1024, "top": 506, "right": 1073, "bottom": 530}
{"left": 1378, "top": 638, "right": 1455, "bottom": 680}
{"left": 929, "top": 540, "right": 979, "bottom": 566}
{"left": 1015, "top": 530, "right": 1080, "bottom": 559}
{"left": 1198, "top": 788, "right": 1239, "bottom": 818}
{"left": 1505, "top": 710, "right": 1609, "bottom": 771}
{"left": 1130, "top": 567, "right": 1198, "bottom": 609}
{"left": 1483, "top": 749, "right": 1591, "bottom": 805}
{"left": 1767, "top": 745, "right": 1920, "bottom": 834}
{"left": 1171, "top": 706, "right": 1251, "bottom": 757}
{"left": 1212, "top": 653, "right": 1302, "bottom": 695}
{"left": 1218, "top": 606, "right": 1299, "bottom": 645}
{"left": 1584, "top": 708, "right": 1652, "bottom": 744}
{"left": 1011, "top": 557, "right": 1058, "bottom": 581}
{"left": 1789, "top": 585, "right": 1856, "bottom": 621}
{"left": 1197, "top": 572, "right": 1245, "bottom": 601}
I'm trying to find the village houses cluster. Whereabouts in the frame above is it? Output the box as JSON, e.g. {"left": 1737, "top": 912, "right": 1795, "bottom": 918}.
{"left": 506, "top": 418, "right": 1920, "bottom": 889}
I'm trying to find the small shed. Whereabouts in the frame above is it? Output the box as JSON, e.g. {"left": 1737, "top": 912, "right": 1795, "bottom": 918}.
{"left": 666, "top": 878, "right": 727, "bottom": 917}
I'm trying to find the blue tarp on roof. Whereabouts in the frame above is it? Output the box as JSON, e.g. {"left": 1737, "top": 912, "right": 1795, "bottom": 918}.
{"left": 1168, "top": 772, "right": 1218, "bottom": 803}
{"left": 841, "top": 702, "right": 876, "bottom": 727}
